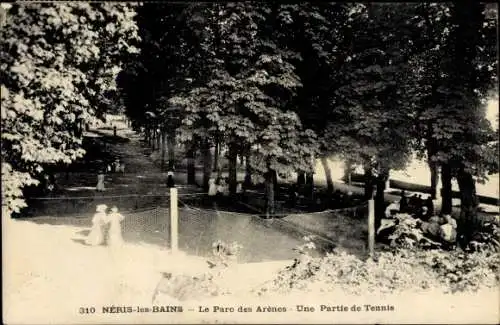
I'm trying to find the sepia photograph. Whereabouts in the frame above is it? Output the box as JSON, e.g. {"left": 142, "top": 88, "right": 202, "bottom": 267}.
{"left": 1, "top": 2, "right": 499, "bottom": 324}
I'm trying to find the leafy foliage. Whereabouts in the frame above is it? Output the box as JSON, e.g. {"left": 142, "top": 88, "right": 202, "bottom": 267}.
{"left": 1, "top": 3, "right": 139, "bottom": 218}
{"left": 166, "top": 3, "right": 319, "bottom": 177}
{"left": 258, "top": 237, "right": 499, "bottom": 296}
{"left": 468, "top": 222, "right": 500, "bottom": 252}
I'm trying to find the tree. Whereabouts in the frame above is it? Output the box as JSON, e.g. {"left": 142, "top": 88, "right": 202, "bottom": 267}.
{"left": 169, "top": 3, "right": 319, "bottom": 210}
{"left": 1, "top": 3, "right": 139, "bottom": 218}
{"left": 409, "top": 2, "right": 498, "bottom": 231}
{"left": 435, "top": 2, "right": 497, "bottom": 240}
{"left": 325, "top": 3, "right": 417, "bottom": 228}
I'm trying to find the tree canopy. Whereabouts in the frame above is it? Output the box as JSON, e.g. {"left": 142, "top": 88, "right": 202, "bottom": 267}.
{"left": 1, "top": 2, "right": 139, "bottom": 218}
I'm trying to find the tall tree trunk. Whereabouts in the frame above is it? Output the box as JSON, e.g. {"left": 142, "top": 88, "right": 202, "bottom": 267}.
{"left": 243, "top": 153, "right": 252, "bottom": 188}
{"left": 321, "top": 157, "right": 334, "bottom": 195}
{"left": 363, "top": 162, "right": 374, "bottom": 200}
{"left": 186, "top": 145, "right": 196, "bottom": 185}
{"left": 456, "top": 167, "right": 479, "bottom": 242}
{"left": 429, "top": 160, "right": 439, "bottom": 199}
{"left": 305, "top": 172, "right": 314, "bottom": 199}
{"left": 375, "top": 168, "right": 389, "bottom": 231}
{"left": 167, "top": 133, "right": 176, "bottom": 170}
{"left": 202, "top": 142, "right": 212, "bottom": 193}
{"left": 440, "top": 163, "right": 453, "bottom": 215}
{"left": 160, "top": 130, "right": 167, "bottom": 170}
{"left": 297, "top": 171, "right": 306, "bottom": 186}
{"left": 227, "top": 145, "right": 238, "bottom": 195}
{"left": 264, "top": 167, "right": 276, "bottom": 217}
{"left": 213, "top": 141, "right": 219, "bottom": 172}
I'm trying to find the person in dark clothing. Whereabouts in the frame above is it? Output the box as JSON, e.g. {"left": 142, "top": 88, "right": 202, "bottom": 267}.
{"left": 399, "top": 190, "right": 408, "bottom": 213}
{"left": 288, "top": 184, "right": 298, "bottom": 208}
{"left": 408, "top": 194, "right": 419, "bottom": 215}
{"left": 415, "top": 194, "right": 424, "bottom": 218}
{"left": 166, "top": 171, "right": 175, "bottom": 188}
{"left": 425, "top": 196, "right": 434, "bottom": 217}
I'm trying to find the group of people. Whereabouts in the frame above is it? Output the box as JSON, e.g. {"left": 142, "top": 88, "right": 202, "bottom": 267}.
{"left": 207, "top": 177, "right": 243, "bottom": 199}
{"left": 96, "top": 158, "right": 126, "bottom": 192}
{"left": 86, "top": 204, "right": 125, "bottom": 247}
{"left": 107, "top": 159, "right": 125, "bottom": 174}
{"left": 383, "top": 190, "right": 458, "bottom": 247}
{"left": 42, "top": 173, "right": 57, "bottom": 194}
{"left": 385, "top": 190, "right": 434, "bottom": 220}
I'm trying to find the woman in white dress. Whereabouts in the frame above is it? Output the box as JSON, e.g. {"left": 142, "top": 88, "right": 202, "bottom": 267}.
{"left": 86, "top": 204, "right": 107, "bottom": 246}
{"left": 107, "top": 206, "right": 125, "bottom": 247}
{"left": 208, "top": 178, "right": 217, "bottom": 197}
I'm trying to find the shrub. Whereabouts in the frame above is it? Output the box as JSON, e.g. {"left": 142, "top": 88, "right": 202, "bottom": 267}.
{"left": 467, "top": 222, "right": 500, "bottom": 252}
{"left": 153, "top": 240, "right": 242, "bottom": 303}
{"left": 257, "top": 237, "right": 499, "bottom": 296}
{"left": 152, "top": 272, "right": 231, "bottom": 303}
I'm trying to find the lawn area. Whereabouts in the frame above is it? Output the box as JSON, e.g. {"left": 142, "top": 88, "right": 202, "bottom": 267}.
{"left": 3, "top": 216, "right": 498, "bottom": 324}
{"left": 5, "top": 118, "right": 499, "bottom": 324}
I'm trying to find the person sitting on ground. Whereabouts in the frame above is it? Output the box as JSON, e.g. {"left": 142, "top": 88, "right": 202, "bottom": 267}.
{"left": 86, "top": 204, "right": 108, "bottom": 246}
{"left": 408, "top": 194, "right": 419, "bottom": 213}
{"left": 420, "top": 206, "right": 430, "bottom": 221}
{"left": 399, "top": 190, "right": 408, "bottom": 213}
{"left": 439, "top": 214, "right": 457, "bottom": 248}
{"left": 417, "top": 216, "right": 442, "bottom": 242}
{"left": 417, "top": 214, "right": 458, "bottom": 248}
{"left": 415, "top": 194, "right": 424, "bottom": 217}
{"left": 106, "top": 206, "right": 125, "bottom": 247}
{"left": 385, "top": 200, "right": 400, "bottom": 218}
{"left": 425, "top": 196, "right": 434, "bottom": 217}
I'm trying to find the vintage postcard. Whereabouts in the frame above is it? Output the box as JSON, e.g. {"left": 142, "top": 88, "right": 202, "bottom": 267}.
{"left": 2, "top": 2, "right": 499, "bottom": 324}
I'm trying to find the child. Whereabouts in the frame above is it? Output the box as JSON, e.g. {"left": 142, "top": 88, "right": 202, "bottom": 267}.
{"left": 107, "top": 206, "right": 125, "bottom": 247}
{"left": 86, "top": 204, "right": 108, "bottom": 246}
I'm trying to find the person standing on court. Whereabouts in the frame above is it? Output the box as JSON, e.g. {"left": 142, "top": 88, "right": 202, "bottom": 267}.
{"left": 166, "top": 171, "right": 175, "bottom": 188}
{"left": 86, "top": 204, "right": 108, "bottom": 246}
{"left": 208, "top": 178, "right": 217, "bottom": 197}
{"left": 107, "top": 206, "right": 125, "bottom": 247}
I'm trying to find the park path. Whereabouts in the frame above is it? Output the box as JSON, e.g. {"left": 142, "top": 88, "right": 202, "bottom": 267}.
{"left": 28, "top": 118, "right": 496, "bottom": 256}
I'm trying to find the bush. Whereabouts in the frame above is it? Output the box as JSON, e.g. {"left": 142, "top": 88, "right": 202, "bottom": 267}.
{"left": 257, "top": 237, "right": 499, "bottom": 296}
{"left": 467, "top": 222, "right": 500, "bottom": 252}
{"left": 152, "top": 240, "right": 242, "bottom": 303}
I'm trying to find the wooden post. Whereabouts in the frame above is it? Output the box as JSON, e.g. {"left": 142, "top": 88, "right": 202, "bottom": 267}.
{"left": 368, "top": 198, "right": 375, "bottom": 258}
{"left": 170, "top": 187, "right": 178, "bottom": 254}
